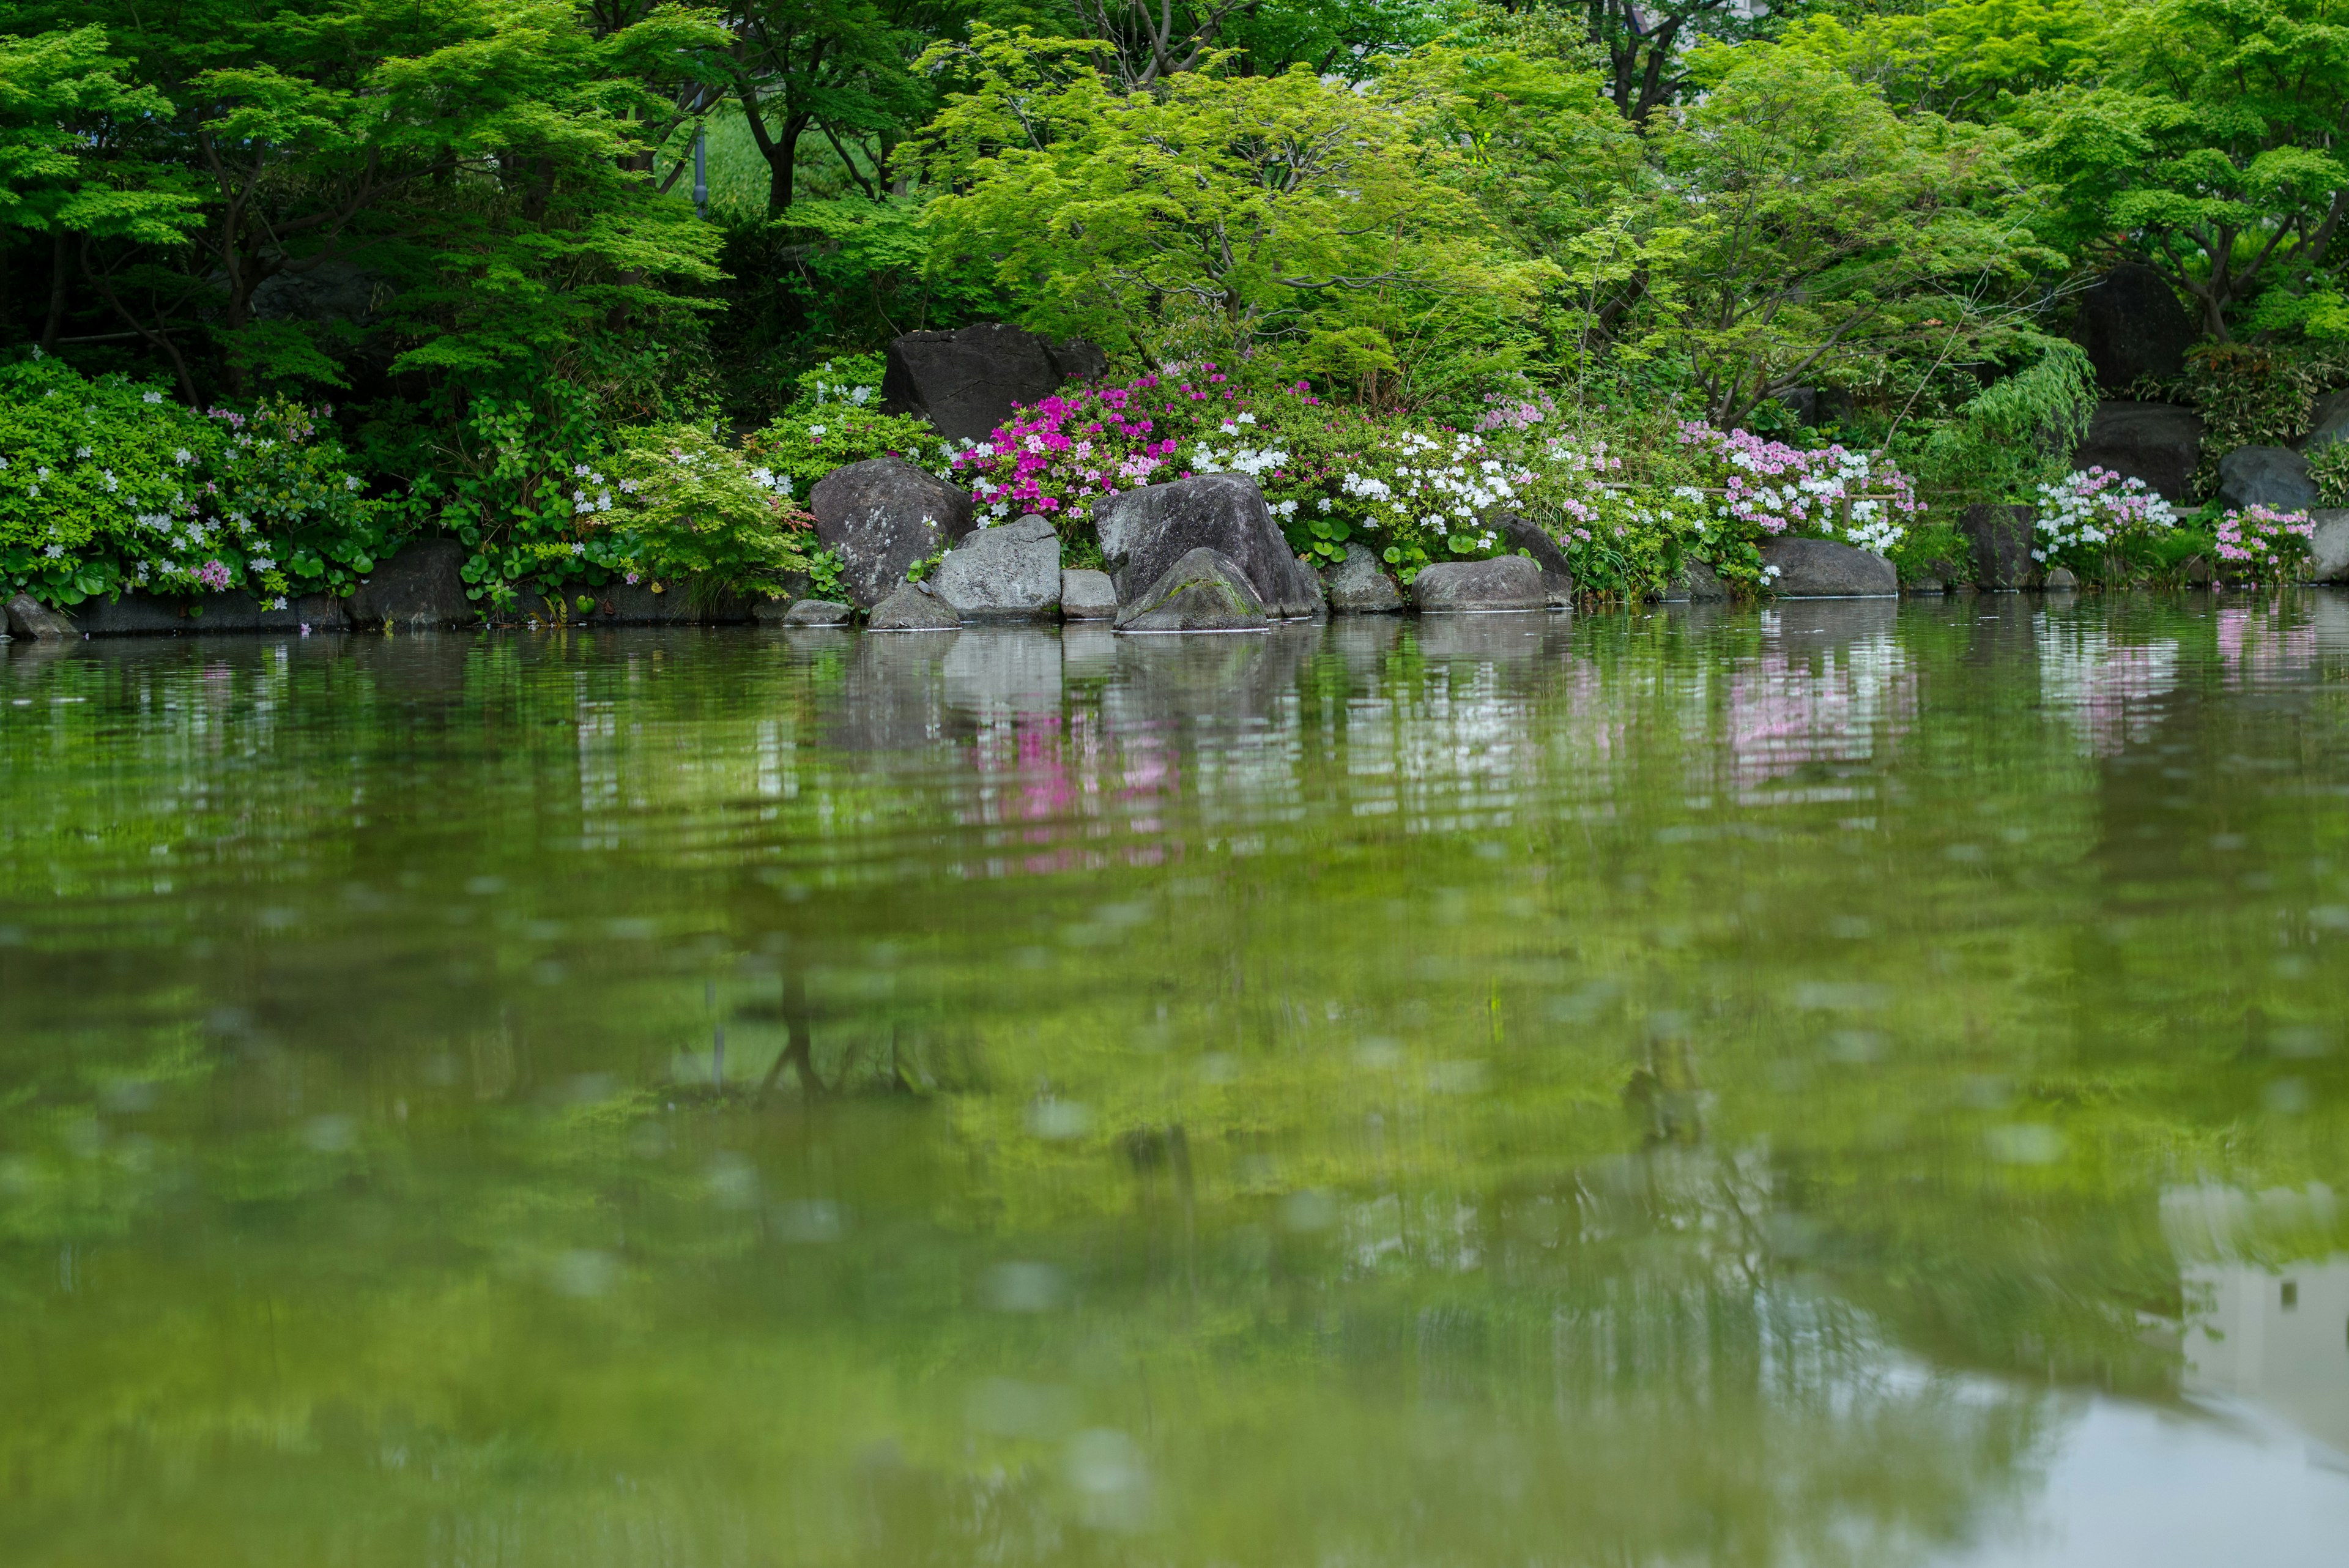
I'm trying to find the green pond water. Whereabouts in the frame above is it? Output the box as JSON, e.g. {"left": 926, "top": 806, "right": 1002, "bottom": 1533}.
{"left": 3, "top": 597, "right": 2347, "bottom": 1567}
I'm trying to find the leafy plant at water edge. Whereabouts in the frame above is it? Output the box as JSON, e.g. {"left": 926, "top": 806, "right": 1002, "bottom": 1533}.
{"left": 2214, "top": 504, "right": 2314, "bottom": 585}
{"left": 2309, "top": 440, "right": 2349, "bottom": 506}
{"left": 2030, "top": 467, "right": 2178, "bottom": 582}
{"left": 608, "top": 425, "right": 814, "bottom": 593}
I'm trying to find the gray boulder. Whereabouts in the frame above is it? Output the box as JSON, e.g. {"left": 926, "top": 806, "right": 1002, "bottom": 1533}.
{"left": 868, "top": 582, "right": 962, "bottom": 631}
{"left": 1759, "top": 537, "right": 1898, "bottom": 596}
{"left": 73, "top": 589, "right": 349, "bottom": 635}
{"left": 932, "top": 513, "right": 1061, "bottom": 622}
{"left": 809, "top": 457, "right": 975, "bottom": 609}
{"left": 6, "top": 592, "right": 73, "bottom": 639}
{"left": 1961, "top": 503, "right": 2036, "bottom": 590}
{"left": 881, "top": 324, "right": 1108, "bottom": 444}
{"left": 2308, "top": 510, "right": 2349, "bottom": 581}
{"left": 1495, "top": 515, "right": 1575, "bottom": 606}
{"left": 1663, "top": 559, "right": 1729, "bottom": 602}
{"left": 1115, "top": 546, "right": 1271, "bottom": 633}
{"left": 2044, "top": 567, "right": 2080, "bottom": 591}
{"left": 1059, "top": 568, "right": 1117, "bottom": 620}
{"left": 1322, "top": 543, "right": 1403, "bottom": 614}
{"left": 1410, "top": 555, "right": 1547, "bottom": 612}
{"left": 1095, "top": 474, "right": 1320, "bottom": 618}
{"left": 2073, "top": 401, "right": 2203, "bottom": 500}
{"left": 782, "top": 598, "right": 853, "bottom": 626}
{"left": 2217, "top": 445, "right": 2319, "bottom": 512}
{"left": 348, "top": 538, "right": 473, "bottom": 628}
{"left": 2071, "top": 264, "right": 2199, "bottom": 395}
{"left": 2301, "top": 389, "right": 2349, "bottom": 453}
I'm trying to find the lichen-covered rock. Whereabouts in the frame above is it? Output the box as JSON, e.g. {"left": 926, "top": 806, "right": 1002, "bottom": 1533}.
{"left": 1321, "top": 543, "right": 1403, "bottom": 614}
{"left": 868, "top": 583, "right": 962, "bottom": 631}
{"left": 782, "top": 598, "right": 853, "bottom": 626}
{"left": 1494, "top": 516, "right": 1575, "bottom": 606}
{"left": 1759, "top": 537, "right": 1898, "bottom": 596}
{"left": 2072, "top": 401, "right": 2203, "bottom": 501}
{"left": 880, "top": 324, "right": 1108, "bottom": 443}
{"left": 1409, "top": 555, "right": 1546, "bottom": 612}
{"left": 347, "top": 539, "right": 473, "bottom": 628}
{"left": 5, "top": 592, "right": 73, "bottom": 639}
{"left": 2216, "top": 445, "right": 2320, "bottom": 513}
{"left": 809, "top": 457, "right": 975, "bottom": 609}
{"left": 1059, "top": 568, "right": 1117, "bottom": 620}
{"left": 1114, "top": 546, "right": 1271, "bottom": 633}
{"left": 1095, "top": 474, "right": 1319, "bottom": 619}
{"left": 932, "top": 513, "right": 1061, "bottom": 622}
{"left": 2308, "top": 509, "right": 2349, "bottom": 581}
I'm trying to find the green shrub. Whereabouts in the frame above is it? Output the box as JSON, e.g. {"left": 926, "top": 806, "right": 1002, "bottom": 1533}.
{"left": 608, "top": 425, "right": 812, "bottom": 592}
{"left": 741, "top": 355, "right": 954, "bottom": 499}
{"left": 0, "top": 357, "right": 387, "bottom": 608}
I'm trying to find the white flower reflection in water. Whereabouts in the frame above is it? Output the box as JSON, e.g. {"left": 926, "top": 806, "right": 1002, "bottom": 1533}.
{"left": 2037, "top": 620, "right": 2180, "bottom": 756}
{"left": 1721, "top": 615, "right": 1915, "bottom": 801}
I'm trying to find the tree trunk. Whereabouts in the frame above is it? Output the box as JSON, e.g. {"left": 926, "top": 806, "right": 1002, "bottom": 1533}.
{"left": 39, "top": 228, "right": 70, "bottom": 353}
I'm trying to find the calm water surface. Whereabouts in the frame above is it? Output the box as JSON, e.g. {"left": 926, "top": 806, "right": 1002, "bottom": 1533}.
{"left": 2, "top": 596, "right": 2347, "bottom": 1566}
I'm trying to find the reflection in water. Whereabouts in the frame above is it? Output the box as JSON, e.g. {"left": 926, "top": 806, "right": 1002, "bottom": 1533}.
{"left": 4, "top": 596, "right": 2349, "bottom": 1564}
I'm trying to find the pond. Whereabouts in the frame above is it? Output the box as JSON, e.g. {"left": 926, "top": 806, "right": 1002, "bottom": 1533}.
{"left": 2, "top": 596, "right": 2346, "bottom": 1567}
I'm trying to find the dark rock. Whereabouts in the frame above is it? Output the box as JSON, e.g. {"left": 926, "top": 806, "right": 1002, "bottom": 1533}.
{"left": 6, "top": 592, "right": 73, "bottom": 639}
{"left": 1906, "top": 578, "right": 1948, "bottom": 596}
{"left": 1095, "top": 474, "right": 1319, "bottom": 619}
{"left": 2044, "top": 567, "right": 2080, "bottom": 591}
{"left": 1321, "top": 543, "right": 1403, "bottom": 614}
{"left": 868, "top": 583, "right": 962, "bottom": 631}
{"left": 880, "top": 324, "right": 1108, "bottom": 443}
{"left": 809, "top": 457, "right": 975, "bottom": 609}
{"left": 67, "top": 589, "right": 347, "bottom": 636}
{"left": 2073, "top": 401, "right": 2203, "bottom": 501}
{"left": 2216, "top": 445, "right": 2319, "bottom": 512}
{"left": 2308, "top": 510, "right": 2349, "bottom": 581}
{"left": 251, "top": 259, "right": 393, "bottom": 329}
{"left": 1961, "top": 503, "right": 2036, "bottom": 590}
{"left": 1410, "top": 555, "right": 1547, "bottom": 612}
{"left": 1759, "top": 537, "right": 1898, "bottom": 596}
{"left": 1495, "top": 515, "right": 1575, "bottom": 606}
{"left": 1663, "top": 559, "right": 1729, "bottom": 602}
{"left": 933, "top": 513, "right": 1061, "bottom": 622}
{"left": 1059, "top": 568, "right": 1117, "bottom": 620}
{"left": 347, "top": 539, "right": 473, "bottom": 629}
{"left": 1114, "top": 546, "right": 1271, "bottom": 633}
{"left": 2301, "top": 389, "right": 2349, "bottom": 453}
{"left": 2071, "top": 264, "right": 2199, "bottom": 394}
{"left": 783, "top": 599, "right": 853, "bottom": 626}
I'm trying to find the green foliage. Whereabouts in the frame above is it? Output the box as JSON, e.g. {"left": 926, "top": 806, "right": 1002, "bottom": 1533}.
{"left": 741, "top": 354, "right": 952, "bottom": 497}
{"left": 1903, "top": 338, "right": 2098, "bottom": 511}
{"left": 2309, "top": 437, "right": 2349, "bottom": 505}
{"left": 608, "top": 423, "right": 814, "bottom": 592}
{"left": 0, "top": 356, "right": 382, "bottom": 606}
{"left": 2178, "top": 342, "right": 2347, "bottom": 461}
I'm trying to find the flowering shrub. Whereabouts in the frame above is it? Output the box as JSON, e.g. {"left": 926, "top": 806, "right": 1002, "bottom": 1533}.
{"left": 0, "top": 357, "right": 387, "bottom": 609}
{"left": 1675, "top": 423, "right": 1921, "bottom": 555}
{"left": 2030, "top": 467, "right": 2177, "bottom": 579}
{"left": 607, "top": 425, "right": 814, "bottom": 590}
{"left": 743, "top": 355, "right": 954, "bottom": 497}
{"left": 949, "top": 368, "right": 1247, "bottom": 526}
{"left": 2214, "top": 504, "right": 2314, "bottom": 584}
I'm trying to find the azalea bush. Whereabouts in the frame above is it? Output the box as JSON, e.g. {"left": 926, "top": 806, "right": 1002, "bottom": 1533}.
{"left": 0, "top": 358, "right": 388, "bottom": 609}
{"left": 2214, "top": 504, "right": 2314, "bottom": 585}
{"left": 2031, "top": 467, "right": 2180, "bottom": 582}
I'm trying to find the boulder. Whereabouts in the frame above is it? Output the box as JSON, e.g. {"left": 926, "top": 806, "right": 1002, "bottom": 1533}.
{"left": 1663, "top": 559, "right": 1729, "bottom": 603}
{"left": 932, "top": 513, "right": 1061, "bottom": 622}
{"left": 347, "top": 538, "right": 473, "bottom": 628}
{"left": 2301, "top": 389, "right": 2349, "bottom": 454}
{"left": 2044, "top": 567, "right": 2080, "bottom": 591}
{"left": 1759, "top": 537, "right": 1898, "bottom": 596}
{"left": 1410, "top": 555, "right": 1548, "bottom": 612}
{"left": 2216, "top": 445, "right": 2320, "bottom": 512}
{"left": 1961, "top": 503, "right": 2036, "bottom": 590}
{"left": 1059, "top": 568, "right": 1117, "bottom": 620}
{"left": 70, "top": 589, "right": 347, "bottom": 635}
{"left": 5, "top": 592, "right": 73, "bottom": 640}
{"left": 2071, "top": 264, "right": 2199, "bottom": 394}
{"left": 1321, "top": 543, "right": 1404, "bottom": 614}
{"left": 1495, "top": 515, "right": 1575, "bottom": 606}
{"left": 867, "top": 582, "right": 962, "bottom": 631}
{"left": 880, "top": 324, "right": 1109, "bottom": 443}
{"left": 809, "top": 457, "right": 976, "bottom": 609}
{"left": 1114, "top": 546, "right": 1271, "bottom": 633}
{"left": 782, "top": 598, "right": 853, "bottom": 626}
{"left": 1094, "top": 474, "right": 1320, "bottom": 618}
{"left": 2073, "top": 401, "right": 2203, "bottom": 501}
{"left": 2307, "top": 509, "right": 2349, "bottom": 581}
